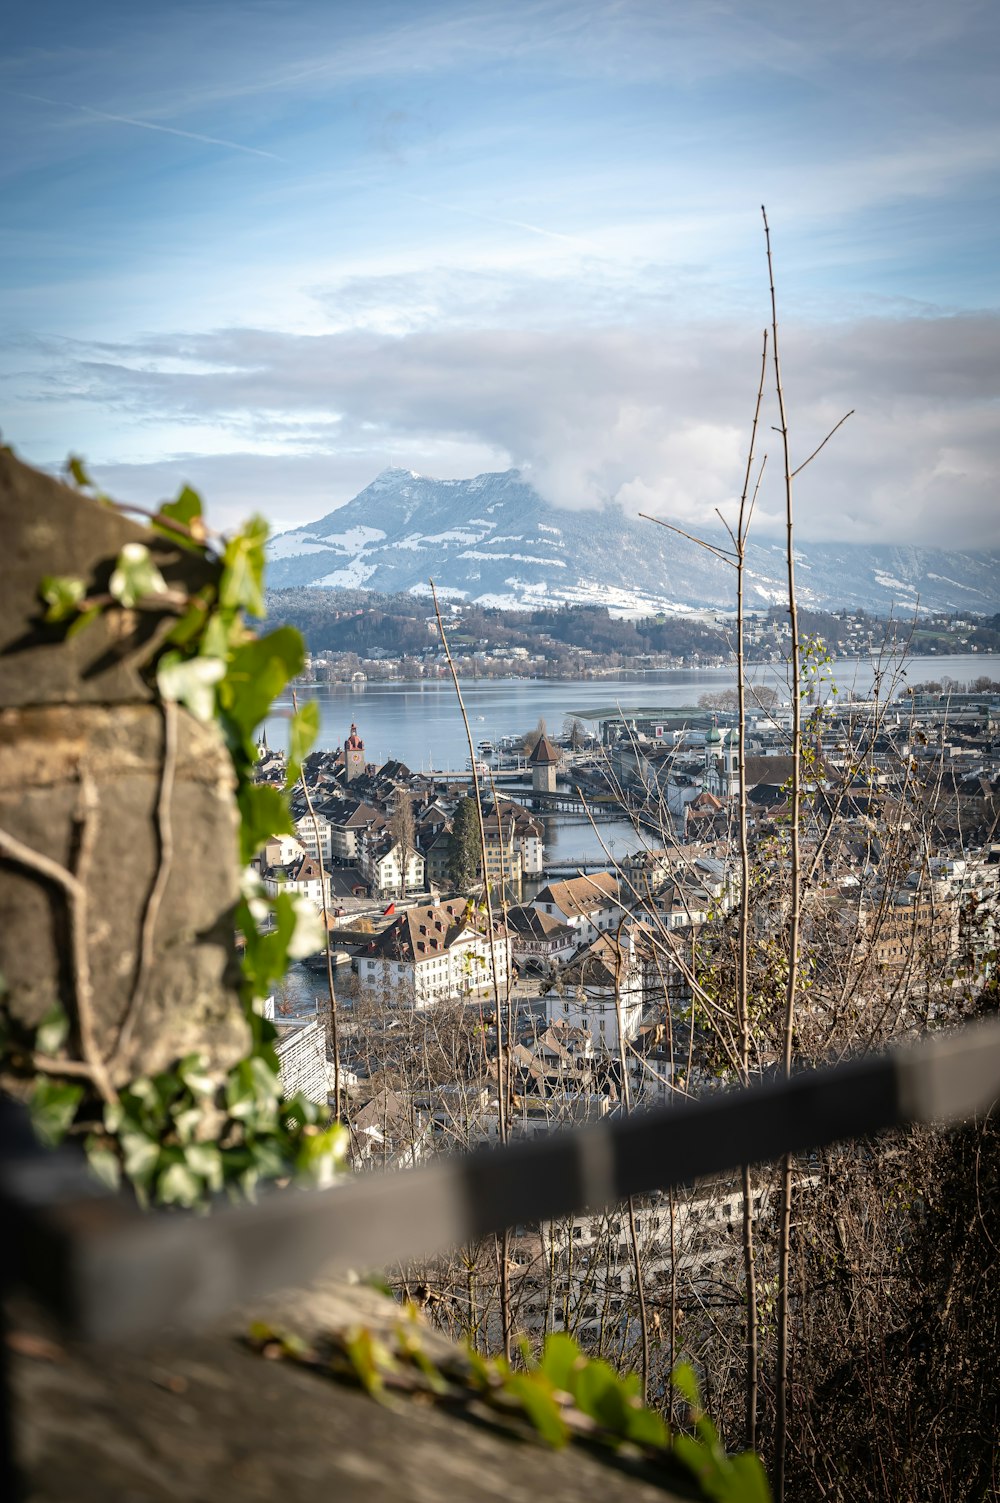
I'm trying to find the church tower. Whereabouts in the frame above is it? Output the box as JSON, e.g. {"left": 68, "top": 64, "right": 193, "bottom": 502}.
{"left": 344, "top": 723, "right": 366, "bottom": 783}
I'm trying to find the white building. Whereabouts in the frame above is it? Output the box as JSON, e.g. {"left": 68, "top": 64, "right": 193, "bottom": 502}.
{"left": 262, "top": 853, "right": 333, "bottom": 911}
{"left": 357, "top": 834, "right": 426, "bottom": 897}
{"left": 545, "top": 929, "right": 645, "bottom": 1053}
{"left": 531, "top": 871, "right": 623, "bottom": 945}
{"left": 356, "top": 899, "right": 512, "bottom": 1009}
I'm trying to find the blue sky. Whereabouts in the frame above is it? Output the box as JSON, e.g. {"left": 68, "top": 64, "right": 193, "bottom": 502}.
{"left": 2, "top": 0, "right": 999, "bottom": 546}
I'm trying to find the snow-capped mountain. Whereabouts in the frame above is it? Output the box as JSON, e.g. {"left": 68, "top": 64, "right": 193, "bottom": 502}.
{"left": 266, "top": 468, "right": 1000, "bottom": 615}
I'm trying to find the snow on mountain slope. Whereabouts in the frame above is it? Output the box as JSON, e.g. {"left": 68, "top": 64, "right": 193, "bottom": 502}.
{"left": 266, "top": 468, "right": 1000, "bottom": 614}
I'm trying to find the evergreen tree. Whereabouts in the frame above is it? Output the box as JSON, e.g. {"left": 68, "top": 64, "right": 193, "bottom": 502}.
{"left": 447, "top": 795, "right": 480, "bottom": 891}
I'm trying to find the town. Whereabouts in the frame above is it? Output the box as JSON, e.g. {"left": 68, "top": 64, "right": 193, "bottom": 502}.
{"left": 252, "top": 681, "right": 1000, "bottom": 1344}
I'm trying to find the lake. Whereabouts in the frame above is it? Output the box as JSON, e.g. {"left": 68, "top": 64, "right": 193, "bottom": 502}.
{"left": 263, "top": 655, "right": 998, "bottom": 866}
{"left": 265, "top": 655, "right": 1000, "bottom": 777}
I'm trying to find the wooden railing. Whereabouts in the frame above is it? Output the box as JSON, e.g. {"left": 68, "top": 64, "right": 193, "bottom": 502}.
{"left": 4, "top": 1018, "right": 1000, "bottom": 1345}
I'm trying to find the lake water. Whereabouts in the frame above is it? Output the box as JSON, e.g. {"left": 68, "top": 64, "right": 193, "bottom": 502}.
{"left": 264, "top": 654, "right": 999, "bottom": 866}
{"left": 266, "top": 655, "right": 999, "bottom": 773}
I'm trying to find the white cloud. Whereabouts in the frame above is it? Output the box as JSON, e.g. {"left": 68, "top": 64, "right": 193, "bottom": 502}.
{"left": 22, "top": 306, "right": 996, "bottom": 548}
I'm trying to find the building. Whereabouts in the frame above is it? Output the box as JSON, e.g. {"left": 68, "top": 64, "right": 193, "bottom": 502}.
{"left": 356, "top": 899, "right": 512, "bottom": 1008}
{"left": 545, "top": 929, "right": 645, "bottom": 1053}
{"left": 531, "top": 871, "right": 622, "bottom": 944}
{"left": 344, "top": 723, "right": 366, "bottom": 783}
{"left": 261, "top": 853, "right": 333, "bottom": 911}
{"left": 357, "top": 833, "right": 426, "bottom": 898}
{"left": 506, "top": 905, "right": 578, "bottom": 971}
{"left": 528, "top": 732, "right": 560, "bottom": 796}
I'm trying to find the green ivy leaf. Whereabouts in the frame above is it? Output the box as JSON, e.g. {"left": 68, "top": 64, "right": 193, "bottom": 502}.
{"left": 294, "top": 1121, "right": 348, "bottom": 1188}
{"left": 573, "top": 1357, "right": 631, "bottom": 1433}
{"left": 505, "top": 1373, "right": 569, "bottom": 1448}
{"left": 539, "top": 1333, "right": 583, "bottom": 1395}
{"left": 221, "top": 627, "right": 304, "bottom": 738}
{"left": 35, "top": 1002, "right": 70, "bottom": 1056}
{"left": 237, "top": 783, "right": 296, "bottom": 865}
{"left": 39, "top": 574, "right": 87, "bottom": 623}
{"left": 220, "top": 516, "right": 269, "bottom": 619}
{"left": 66, "top": 605, "right": 103, "bottom": 639}
{"left": 85, "top": 1138, "right": 122, "bottom": 1192}
{"left": 29, "top": 1078, "right": 84, "bottom": 1147}
{"left": 162, "top": 484, "right": 203, "bottom": 526}
{"left": 157, "top": 1161, "right": 204, "bottom": 1208}
{"left": 157, "top": 650, "right": 226, "bottom": 722}
{"left": 184, "top": 1142, "right": 224, "bottom": 1192}
{"left": 286, "top": 699, "right": 321, "bottom": 789}
{"left": 671, "top": 1360, "right": 701, "bottom": 1409}
{"left": 177, "top": 1052, "right": 215, "bottom": 1098}
{"left": 108, "top": 543, "right": 169, "bottom": 608}
{"left": 120, "top": 1129, "right": 161, "bottom": 1186}
{"left": 65, "top": 454, "right": 94, "bottom": 489}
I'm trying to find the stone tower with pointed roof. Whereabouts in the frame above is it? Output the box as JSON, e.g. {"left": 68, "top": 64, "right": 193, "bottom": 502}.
{"left": 344, "top": 722, "right": 366, "bottom": 783}
{"left": 528, "top": 731, "right": 560, "bottom": 796}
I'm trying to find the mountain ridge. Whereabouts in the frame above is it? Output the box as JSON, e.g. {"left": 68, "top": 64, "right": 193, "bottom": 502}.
{"left": 266, "top": 468, "right": 1000, "bottom": 615}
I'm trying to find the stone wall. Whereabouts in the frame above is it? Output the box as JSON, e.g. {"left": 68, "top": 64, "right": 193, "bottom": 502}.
{"left": 0, "top": 451, "right": 248, "bottom": 1088}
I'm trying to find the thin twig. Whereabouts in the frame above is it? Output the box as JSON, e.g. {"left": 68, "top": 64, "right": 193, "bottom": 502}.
{"left": 430, "top": 579, "right": 513, "bottom": 1362}
{"left": 115, "top": 699, "right": 178, "bottom": 1063}
{"left": 764, "top": 201, "right": 800, "bottom": 1503}
{"left": 292, "top": 690, "right": 341, "bottom": 1116}
{"left": 637, "top": 514, "right": 739, "bottom": 564}
{"left": 791, "top": 410, "right": 854, "bottom": 479}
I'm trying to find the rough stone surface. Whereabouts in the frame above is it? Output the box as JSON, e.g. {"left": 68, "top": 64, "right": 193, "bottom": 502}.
{"left": 0, "top": 449, "right": 215, "bottom": 710}
{"left": 10, "top": 1278, "right": 690, "bottom": 1503}
{"left": 0, "top": 702, "right": 248, "bottom": 1083}
{"left": 0, "top": 452, "right": 247, "bottom": 1085}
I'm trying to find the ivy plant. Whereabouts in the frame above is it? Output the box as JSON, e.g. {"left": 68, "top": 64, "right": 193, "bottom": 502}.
{"left": 14, "top": 458, "right": 347, "bottom": 1202}
{"left": 246, "top": 1319, "right": 771, "bottom": 1502}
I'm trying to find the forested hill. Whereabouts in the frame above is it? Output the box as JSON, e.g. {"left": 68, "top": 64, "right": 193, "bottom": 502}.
{"left": 266, "top": 589, "right": 1000, "bottom": 666}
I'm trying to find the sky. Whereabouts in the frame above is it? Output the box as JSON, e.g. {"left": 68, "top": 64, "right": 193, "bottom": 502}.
{"left": 2, "top": 0, "right": 999, "bottom": 547}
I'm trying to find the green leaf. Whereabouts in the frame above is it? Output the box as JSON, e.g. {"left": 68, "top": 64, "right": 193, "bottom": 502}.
{"left": 66, "top": 605, "right": 103, "bottom": 639}
{"left": 171, "top": 1105, "right": 204, "bottom": 1144}
{"left": 158, "top": 485, "right": 204, "bottom": 535}
{"left": 65, "top": 454, "right": 94, "bottom": 489}
{"left": 340, "top": 1327, "right": 395, "bottom": 1402}
{"left": 156, "top": 1161, "right": 204, "bottom": 1208}
{"left": 85, "top": 1138, "right": 122, "bottom": 1192}
{"left": 166, "top": 597, "right": 210, "bottom": 649}
{"left": 539, "top": 1333, "right": 584, "bottom": 1396}
{"left": 221, "top": 627, "right": 304, "bottom": 737}
{"left": 40, "top": 574, "right": 87, "bottom": 623}
{"left": 176, "top": 1052, "right": 215, "bottom": 1098}
{"left": 185, "top": 1142, "right": 224, "bottom": 1192}
{"left": 623, "top": 1401, "right": 669, "bottom": 1449}
{"left": 572, "top": 1357, "right": 631, "bottom": 1432}
{"left": 35, "top": 1002, "right": 70, "bottom": 1056}
{"left": 286, "top": 699, "right": 320, "bottom": 789}
{"left": 108, "top": 543, "right": 169, "bottom": 608}
{"left": 237, "top": 782, "right": 295, "bottom": 864}
{"left": 505, "top": 1373, "right": 569, "bottom": 1448}
{"left": 294, "top": 1122, "right": 348, "bottom": 1188}
{"left": 671, "top": 1361, "right": 701, "bottom": 1409}
{"left": 157, "top": 650, "right": 226, "bottom": 722}
{"left": 29, "top": 1078, "right": 84, "bottom": 1147}
{"left": 120, "top": 1129, "right": 161, "bottom": 1185}
{"left": 220, "top": 516, "right": 269, "bottom": 618}
{"left": 723, "top": 1452, "right": 772, "bottom": 1502}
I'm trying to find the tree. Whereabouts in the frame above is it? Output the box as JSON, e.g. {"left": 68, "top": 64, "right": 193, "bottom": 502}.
{"left": 522, "top": 716, "right": 547, "bottom": 755}
{"left": 563, "top": 714, "right": 588, "bottom": 750}
{"left": 447, "top": 795, "right": 480, "bottom": 891}
{"left": 389, "top": 787, "right": 417, "bottom": 897}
